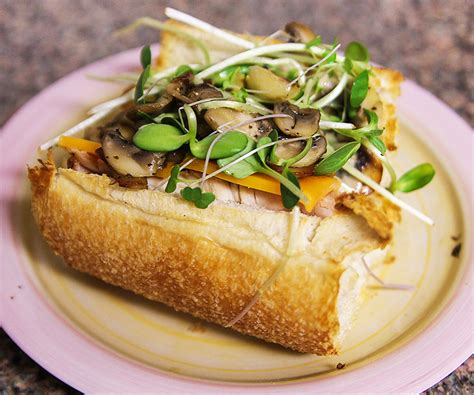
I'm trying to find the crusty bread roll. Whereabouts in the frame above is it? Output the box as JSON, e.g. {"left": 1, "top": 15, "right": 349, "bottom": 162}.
{"left": 28, "top": 21, "right": 402, "bottom": 354}
{"left": 29, "top": 161, "right": 386, "bottom": 355}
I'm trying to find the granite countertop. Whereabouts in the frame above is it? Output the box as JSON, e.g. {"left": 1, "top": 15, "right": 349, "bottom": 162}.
{"left": 1, "top": 0, "right": 472, "bottom": 392}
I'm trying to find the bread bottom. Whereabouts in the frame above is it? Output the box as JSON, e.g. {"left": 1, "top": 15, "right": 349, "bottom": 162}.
{"left": 29, "top": 162, "right": 386, "bottom": 354}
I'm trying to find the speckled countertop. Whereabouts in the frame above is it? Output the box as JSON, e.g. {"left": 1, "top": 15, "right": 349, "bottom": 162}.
{"left": 1, "top": 0, "right": 472, "bottom": 393}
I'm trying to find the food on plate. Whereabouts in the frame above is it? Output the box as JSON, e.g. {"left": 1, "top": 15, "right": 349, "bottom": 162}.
{"left": 28, "top": 9, "right": 435, "bottom": 355}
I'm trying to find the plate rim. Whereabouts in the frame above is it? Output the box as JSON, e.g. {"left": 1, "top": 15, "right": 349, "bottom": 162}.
{"left": 1, "top": 46, "right": 473, "bottom": 393}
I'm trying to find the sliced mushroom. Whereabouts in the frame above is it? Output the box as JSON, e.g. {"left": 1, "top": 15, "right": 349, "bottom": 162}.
{"left": 203, "top": 108, "right": 272, "bottom": 139}
{"left": 274, "top": 102, "right": 320, "bottom": 137}
{"left": 273, "top": 135, "right": 326, "bottom": 168}
{"left": 101, "top": 130, "right": 166, "bottom": 177}
{"left": 269, "top": 164, "right": 315, "bottom": 178}
{"left": 246, "top": 66, "right": 299, "bottom": 101}
{"left": 284, "top": 22, "right": 316, "bottom": 43}
{"left": 100, "top": 118, "right": 136, "bottom": 142}
{"left": 125, "top": 93, "right": 174, "bottom": 122}
{"left": 166, "top": 73, "right": 223, "bottom": 104}
{"left": 356, "top": 146, "right": 383, "bottom": 183}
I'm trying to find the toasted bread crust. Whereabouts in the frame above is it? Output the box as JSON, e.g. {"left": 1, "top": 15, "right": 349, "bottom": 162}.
{"left": 339, "top": 192, "right": 401, "bottom": 240}
{"left": 28, "top": 162, "right": 384, "bottom": 354}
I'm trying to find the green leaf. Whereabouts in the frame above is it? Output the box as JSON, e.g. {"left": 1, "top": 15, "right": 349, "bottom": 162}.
{"left": 322, "top": 49, "right": 337, "bottom": 64}
{"left": 191, "top": 131, "right": 248, "bottom": 159}
{"left": 345, "top": 41, "right": 369, "bottom": 62}
{"left": 286, "top": 69, "right": 298, "bottom": 81}
{"left": 343, "top": 58, "right": 353, "bottom": 74}
{"left": 256, "top": 136, "right": 272, "bottom": 165}
{"left": 314, "top": 141, "right": 361, "bottom": 175}
{"left": 180, "top": 186, "right": 215, "bottom": 209}
{"left": 165, "top": 165, "right": 180, "bottom": 193}
{"left": 133, "top": 123, "right": 189, "bottom": 152}
{"left": 305, "top": 35, "right": 322, "bottom": 48}
{"left": 364, "top": 109, "right": 379, "bottom": 128}
{"left": 367, "top": 135, "right": 386, "bottom": 154}
{"left": 195, "top": 192, "right": 216, "bottom": 208}
{"left": 140, "top": 45, "right": 151, "bottom": 69}
{"left": 217, "top": 138, "right": 259, "bottom": 179}
{"left": 233, "top": 88, "right": 248, "bottom": 103}
{"left": 280, "top": 169, "right": 300, "bottom": 209}
{"left": 350, "top": 70, "right": 369, "bottom": 108}
{"left": 181, "top": 186, "right": 194, "bottom": 201}
{"left": 134, "top": 65, "right": 151, "bottom": 104}
{"left": 395, "top": 163, "right": 435, "bottom": 192}
{"left": 175, "top": 64, "right": 193, "bottom": 77}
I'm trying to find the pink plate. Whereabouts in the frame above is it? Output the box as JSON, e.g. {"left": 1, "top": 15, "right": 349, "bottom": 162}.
{"left": 1, "top": 47, "right": 472, "bottom": 393}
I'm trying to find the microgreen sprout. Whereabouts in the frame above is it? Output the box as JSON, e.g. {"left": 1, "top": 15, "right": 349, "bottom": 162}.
{"left": 349, "top": 70, "right": 369, "bottom": 108}
{"left": 140, "top": 45, "right": 152, "bottom": 69}
{"left": 314, "top": 141, "right": 361, "bottom": 175}
{"left": 394, "top": 163, "right": 436, "bottom": 192}
{"left": 175, "top": 64, "right": 194, "bottom": 77}
{"left": 165, "top": 165, "right": 180, "bottom": 193}
{"left": 312, "top": 73, "right": 349, "bottom": 108}
{"left": 47, "top": 11, "right": 436, "bottom": 222}
{"left": 134, "top": 65, "right": 151, "bottom": 104}
{"left": 181, "top": 186, "right": 216, "bottom": 209}
{"left": 165, "top": 7, "right": 255, "bottom": 49}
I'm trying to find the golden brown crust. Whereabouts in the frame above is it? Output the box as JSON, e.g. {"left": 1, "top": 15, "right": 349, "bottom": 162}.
{"left": 366, "top": 68, "right": 404, "bottom": 151}
{"left": 338, "top": 192, "right": 401, "bottom": 240}
{"left": 29, "top": 162, "right": 384, "bottom": 354}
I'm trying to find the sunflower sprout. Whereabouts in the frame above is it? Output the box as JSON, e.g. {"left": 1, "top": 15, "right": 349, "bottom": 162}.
{"left": 165, "top": 8, "right": 255, "bottom": 49}
{"left": 312, "top": 73, "right": 349, "bottom": 108}
{"left": 343, "top": 164, "right": 434, "bottom": 225}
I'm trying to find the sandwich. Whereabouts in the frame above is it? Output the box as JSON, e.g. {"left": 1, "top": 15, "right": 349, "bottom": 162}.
{"left": 28, "top": 9, "right": 435, "bottom": 355}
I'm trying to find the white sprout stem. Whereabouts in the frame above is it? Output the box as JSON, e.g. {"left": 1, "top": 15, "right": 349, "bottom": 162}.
{"left": 181, "top": 97, "right": 227, "bottom": 109}
{"left": 319, "top": 121, "right": 355, "bottom": 130}
{"left": 301, "top": 77, "right": 317, "bottom": 105}
{"left": 40, "top": 110, "right": 110, "bottom": 151}
{"left": 149, "top": 64, "right": 199, "bottom": 82}
{"left": 200, "top": 131, "right": 229, "bottom": 185}
{"left": 343, "top": 164, "right": 434, "bottom": 225}
{"left": 226, "top": 206, "right": 301, "bottom": 327}
{"left": 86, "top": 73, "right": 140, "bottom": 83}
{"left": 88, "top": 92, "right": 133, "bottom": 115}
{"left": 312, "top": 73, "right": 349, "bottom": 108}
{"left": 339, "top": 182, "right": 356, "bottom": 193}
{"left": 362, "top": 139, "right": 398, "bottom": 190}
{"left": 362, "top": 257, "right": 415, "bottom": 291}
{"left": 219, "top": 113, "right": 291, "bottom": 133}
{"left": 272, "top": 52, "right": 319, "bottom": 64}
{"left": 288, "top": 43, "right": 341, "bottom": 88}
{"left": 244, "top": 97, "right": 272, "bottom": 113}
{"left": 179, "top": 157, "right": 197, "bottom": 171}
{"left": 196, "top": 43, "right": 319, "bottom": 80}
{"left": 197, "top": 100, "right": 272, "bottom": 114}
{"left": 165, "top": 8, "right": 255, "bottom": 49}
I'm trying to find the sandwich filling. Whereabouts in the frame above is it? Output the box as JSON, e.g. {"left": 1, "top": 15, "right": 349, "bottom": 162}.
{"left": 44, "top": 15, "right": 435, "bottom": 238}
